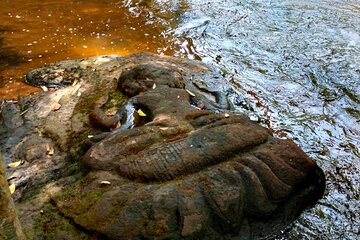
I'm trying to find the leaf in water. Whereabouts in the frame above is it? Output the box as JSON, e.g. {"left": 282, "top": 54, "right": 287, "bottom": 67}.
{"left": 51, "top": 103, "right": 61, "bottom": 111}
{"left": 137, "top": 109, "right": 147, "bottom": 117}
{"left": 8, "top": 161, "right": 22, "bottom": 168}
{"left": 100, "top": 181, "right": 111, "bottom": 185}
{"left": 9, "top": 183, "right": 16, "bottom": 194}
{"left": 185, "top": 89, "right": 196, "bottom": 97}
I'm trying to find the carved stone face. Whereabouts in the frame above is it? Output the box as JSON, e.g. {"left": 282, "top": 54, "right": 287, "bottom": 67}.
{"left": 54, "top": 63, "right": 325, "bottom": 239}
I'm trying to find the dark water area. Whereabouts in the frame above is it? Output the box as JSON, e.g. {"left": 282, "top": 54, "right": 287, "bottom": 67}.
{"left": 1, "top": 0, "right": 360, "bottom": 239}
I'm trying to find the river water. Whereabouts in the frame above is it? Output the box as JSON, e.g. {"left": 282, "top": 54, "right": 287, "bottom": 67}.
{"left": 1, "top": 0, "right": 359, "bottom": 239}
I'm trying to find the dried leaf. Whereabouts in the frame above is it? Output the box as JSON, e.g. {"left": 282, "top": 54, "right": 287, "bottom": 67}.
{"left": 37, "top": 129, "right": 43, "bottom": 137}
{"left": 185, "top": 89, "right": 196, "bottom": 97}
{"left": 45, "top": 144, "right": 55, "bottom": 156}
{"left": 77, "top": 91, "right": 82, "bottom": 97}
{"left": 9, "top": 183, "right": 16, "bottom": 194}
{"left": 224, "top": 113, "right": 230, "bottom": 118}
{"left": 88, "top": 135, "right": 94, "bottom": 138}
{"left": 72, "top": 83, "right": 82, "bottom": 94}
{"left": 100, "top": 181, "right": 111, "bottom": 185}
{"left": 20, "top": 109, "right": 29, "bottom": 116}
{"left": 110, "top": 121, "right": 121, "bottom": 131}
{"left": 196, "top": 103, "right": 205, "bottom": 110}
{"left": 137, "top": 109, "right": 147, "bottom": 117}
{"left": 51, "top": 103, "right": 61, "bottom": 111}
{"left": 105, "top": 108, "right": 117, "bottom": 116}
{"left": 8, "top": 161, "right": 22, "bottom": 168}
{"left": 40, "top": 86, "right": 48, "bottom": 92}
{"left": 152, "top": 83, "right": 157, "bottom": 89}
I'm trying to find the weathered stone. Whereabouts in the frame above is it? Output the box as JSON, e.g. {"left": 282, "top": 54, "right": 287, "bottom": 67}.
{"left": 0, "top": 53, "right": 325, "bottom": 239}
{"left": 0, "top": 153, "right": 25, "bottom": 240}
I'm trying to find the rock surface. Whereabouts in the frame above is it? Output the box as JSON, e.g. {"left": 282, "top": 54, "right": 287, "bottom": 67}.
{"left": 0, "top": 53, "right": 325, "bottom": 239}
{"left": 0, "top": 154, "right": 25, "bottom": 240}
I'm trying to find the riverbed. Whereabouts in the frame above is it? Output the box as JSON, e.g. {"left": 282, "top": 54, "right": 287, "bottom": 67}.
{"left": 1, "top": 0, "right": 359, "bottom": 239}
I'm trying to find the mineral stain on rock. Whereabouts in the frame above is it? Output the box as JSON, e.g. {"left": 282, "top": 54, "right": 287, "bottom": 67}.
{"left": 0, "top": 53, "right": 325, "bottom": 239}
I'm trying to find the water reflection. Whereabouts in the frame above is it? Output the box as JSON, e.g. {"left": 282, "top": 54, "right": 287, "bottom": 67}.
{"left": 0, "top": 0, "right": 185, "bottom": 99}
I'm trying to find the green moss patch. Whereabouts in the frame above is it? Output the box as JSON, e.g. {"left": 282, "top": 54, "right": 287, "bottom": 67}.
{"left": 101, "top": 91, "right": 126, "bottom": 110}
{"left": 32, "top": 204, "right": 93, "bottom": 239}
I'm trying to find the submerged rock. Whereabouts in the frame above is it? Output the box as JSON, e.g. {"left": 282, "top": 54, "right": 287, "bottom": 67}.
{"left": 0, "top": 53, "right": 325, "bottom": 239}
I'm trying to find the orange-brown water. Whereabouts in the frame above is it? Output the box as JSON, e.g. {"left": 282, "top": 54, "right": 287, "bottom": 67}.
{"left": 0, "top": 0, "right": 181, "bottom": 99}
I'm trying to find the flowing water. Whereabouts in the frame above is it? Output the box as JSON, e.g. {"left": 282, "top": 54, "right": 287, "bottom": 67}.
{"left": 1, "top": 0, "right": 359, "bottom": 239}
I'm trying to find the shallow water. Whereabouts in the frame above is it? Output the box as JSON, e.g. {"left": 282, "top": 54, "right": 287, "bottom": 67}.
{"left": 1, "top": 0, "right": 360, "bottom": 239}
{"left": 173, "top": 0, "right": 360, "bottom": 238}
{"left": 0, "top": 0, "right": 184, "bottom": 98}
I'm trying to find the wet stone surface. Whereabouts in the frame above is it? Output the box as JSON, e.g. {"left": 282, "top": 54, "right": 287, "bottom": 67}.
{"left": 1, "top": 53, "right": 325, "bottom": 239}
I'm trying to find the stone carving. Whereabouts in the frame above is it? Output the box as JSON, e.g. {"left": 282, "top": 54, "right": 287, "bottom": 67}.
{"left": 0, "top": 53, "right": 325, "bottom": 239}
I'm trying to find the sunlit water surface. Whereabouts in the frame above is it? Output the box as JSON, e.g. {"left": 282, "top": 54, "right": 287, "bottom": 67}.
{"left": 1, "top": 0, "right": 360, "bottom": 239}
{"left": 0, "top": 0, "right": 184, "bottom": 98}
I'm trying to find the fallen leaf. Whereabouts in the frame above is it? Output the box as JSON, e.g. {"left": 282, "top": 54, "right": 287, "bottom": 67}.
{"left": 37, "top": 129, "right": 43, "bottom": 137}
{"left": 196, "top": 103, "right": 205, "bottom": 110}
{"left": 9, "top": 183, "right": 16, "bottom": 194}
{"left": 88, "top": 135, "right": 94, "bottom": 138}
{"left": 185, "top": 89, "right": 196, "bottom": 97}
{"left": 72, "top": 83, "right": 82, "bottom": 94}
{"left": 137, "top": 109, "right": 147, "bottom": 117}
{"left": 20, "top": 109, "right": 29, "bottom": 116}
{"left": 105, "top": 108, "right": 117, "bottom": 116}
{"left": 224, "top": 113, "right": 230, "bottom": 118}
{"left": 110, "top": 121, "right": 121, "bottom": 131}
{"left": 152, "top": 83, "right": 156, "bottom": 89}
{"left": 8, "top": 161, "right": 22, "bottom": 168}
{"left": 77, "top": 91, "right": 82, "bottom": 97}
{"left": 45, "top": 144, "right": 55, "bottom": 156}
{"left": 100, "top": 181, "right": 111, "bottom": 185}
{"left": 40, "top": 86, "right": 48, "bottom": 92}
{"left": 51, "top": 103, "right": 61, "bottom": 111}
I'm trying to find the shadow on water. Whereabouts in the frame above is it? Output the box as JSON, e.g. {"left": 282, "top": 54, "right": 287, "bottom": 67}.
{"left": 0, "top": 27, "right": 25, "bottom": 85}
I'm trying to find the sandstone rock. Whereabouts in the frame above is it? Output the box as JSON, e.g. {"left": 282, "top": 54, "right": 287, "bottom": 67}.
{"left": 0, "top": 153, "right": 25, "bottom": 240}
{"left": 0, "top": 53, "right": 325, "bottom": 239}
